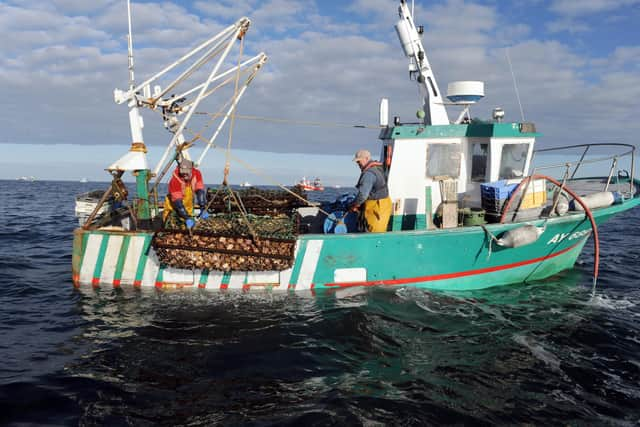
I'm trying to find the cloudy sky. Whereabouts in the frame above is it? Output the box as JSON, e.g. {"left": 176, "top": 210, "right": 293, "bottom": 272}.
{"left": 1, "top": 0, "right": 639, "bottom": 185}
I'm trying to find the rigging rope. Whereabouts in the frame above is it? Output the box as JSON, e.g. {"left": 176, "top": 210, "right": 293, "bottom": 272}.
{"left": 194, "top": 112, "right": 383, "bottom": 130}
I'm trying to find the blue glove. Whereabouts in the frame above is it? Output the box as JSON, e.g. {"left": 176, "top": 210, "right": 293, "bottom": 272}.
{"left": 185, "top": 218, "right": 195, "bottom": 229}
{"left": 199, "top": 211, "right": 209, "bottom": 220}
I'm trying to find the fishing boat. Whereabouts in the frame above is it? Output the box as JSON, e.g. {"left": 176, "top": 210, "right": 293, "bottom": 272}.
{"left": 296, "top": 177, "right": 324, "bottom": 192}
{"left": 72, "top": 0, "right": 638, "bottom": 292}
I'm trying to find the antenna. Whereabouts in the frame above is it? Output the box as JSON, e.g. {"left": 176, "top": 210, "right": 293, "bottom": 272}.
{"left": 506, "top": 47, "right": 525, "bottom": 122}
{"left": 127, "top": 0, "right": 135, "bottom": 89}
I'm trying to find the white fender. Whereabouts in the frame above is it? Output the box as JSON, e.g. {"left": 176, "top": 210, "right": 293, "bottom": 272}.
{"left": 570, "top": 191, "right": 620, "bottom": 211}
{"left": 496, "top": 224, "right": 545, "bottom": 248}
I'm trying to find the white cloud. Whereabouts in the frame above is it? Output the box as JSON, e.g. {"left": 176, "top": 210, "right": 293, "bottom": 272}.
{"left": 549, "top": 0, "right": 640, "bottom": 17}
{"left": 0, "top": 0, "right": 638, "bottom": 165}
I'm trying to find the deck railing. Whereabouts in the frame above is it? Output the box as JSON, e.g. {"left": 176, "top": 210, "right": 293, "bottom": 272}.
{"left": 530, "top": 143, "right": 636, "bottom": 196}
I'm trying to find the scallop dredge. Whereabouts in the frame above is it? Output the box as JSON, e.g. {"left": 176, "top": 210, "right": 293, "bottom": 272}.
{"left": 153, "top": 186, "right": 308, "bottom": 271}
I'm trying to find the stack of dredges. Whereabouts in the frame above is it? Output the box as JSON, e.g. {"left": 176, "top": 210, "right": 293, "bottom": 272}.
{"left": 154, "top": 212, "right": 298, "bottom": 271}
{"left": 204, "top": 187, "right": 308, "bottom": 216}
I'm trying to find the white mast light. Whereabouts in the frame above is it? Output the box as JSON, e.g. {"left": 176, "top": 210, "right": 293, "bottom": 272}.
{"left": 379, "top": 98, "right": 389, "bottom": 127}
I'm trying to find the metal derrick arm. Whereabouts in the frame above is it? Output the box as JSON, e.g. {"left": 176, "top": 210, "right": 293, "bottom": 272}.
{"left": 112, "top": 15, "right": 267, "bottom": 177}
{"left": 395, "top": 0, "right": 449, "bottom": 125}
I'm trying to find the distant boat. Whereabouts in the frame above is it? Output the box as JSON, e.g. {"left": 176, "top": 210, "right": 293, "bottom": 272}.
{"left": 74, "top": 189, "right": 112, "bottom": 226}
{"left": 296, "top": 176, "right": 324, "bottom": 191}
{"left": 16, "top": 176, "right": 36, "bottom": 182}
{"left": 80, "top": 178, "right": 89, "bottom": 183}
{"left": 240, "top": 181, "right": 251, "bottom": 187}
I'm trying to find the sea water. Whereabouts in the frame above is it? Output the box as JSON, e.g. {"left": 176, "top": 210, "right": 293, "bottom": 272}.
{"left": 1, "top": 180, "right": 640, "bottom": 425}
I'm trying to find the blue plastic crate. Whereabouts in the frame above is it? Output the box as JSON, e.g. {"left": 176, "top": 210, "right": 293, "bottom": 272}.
{"left": 480, "top": 180, "right": 518, "bottom": 200}
{"left": 481, "top": 197, "right": 506, "bottom": 214}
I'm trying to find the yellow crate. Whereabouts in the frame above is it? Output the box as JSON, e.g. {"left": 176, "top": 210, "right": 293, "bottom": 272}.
{"left": 519, "top": 190, "right": 547, "bottom": 209}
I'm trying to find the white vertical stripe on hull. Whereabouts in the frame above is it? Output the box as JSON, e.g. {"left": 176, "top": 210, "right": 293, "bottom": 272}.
{"left": 79, "top": 234, "right": 103, "bottom": 284}
{"left": 228, "top": 272, "right": 246, "bottom": 289}
{"left": 141, "top": 250, "right": 160, "bottom": 287}
{"left": 206, "top": 271, "right": 224, "bottom": 289}
{"left": 279, "top": 241, "right": 300, "bottom": 289}
{"left": 121, "top": 235, "right": 147, "bottom": 285}
{"left": 100, "top": 235, "right": 123, "bottom": 285}
{"left": 297, "top": 239, "right": 323, "bottom": 290}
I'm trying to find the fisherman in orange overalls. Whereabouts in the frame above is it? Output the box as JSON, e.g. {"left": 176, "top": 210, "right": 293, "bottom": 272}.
{"left": 163, "top": 159, "right": 208, "bottom": 229}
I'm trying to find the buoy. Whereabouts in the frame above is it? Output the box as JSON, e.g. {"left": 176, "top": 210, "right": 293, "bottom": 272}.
{"left": 552, "top": 191, "right": 569, "bottom": 216}
{"left": 569, "top": 191, "right": 621, "bottom": 211}
{"left": 496, "top": 224, "right": 544, "bottom": 248}
{"left": 323, "top": 211, "right": 351, "bottom": 234}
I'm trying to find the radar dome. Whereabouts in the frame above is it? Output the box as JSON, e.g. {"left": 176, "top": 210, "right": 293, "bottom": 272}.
{"left": 446, "top": 81, "right": 485, "bottom": 104}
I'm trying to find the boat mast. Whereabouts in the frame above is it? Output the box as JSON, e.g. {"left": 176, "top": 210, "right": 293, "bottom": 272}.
{"left": 127, "top": 0, "right": 135, "bottom": 90}
{"left": 107, "top": 0, "right": 151, "bottom": 226}
{"left": 395, "top": 0, "right": 449, "bottom": 125}
{"left": 125, "top": 0, "right": 145, "bottom": 150}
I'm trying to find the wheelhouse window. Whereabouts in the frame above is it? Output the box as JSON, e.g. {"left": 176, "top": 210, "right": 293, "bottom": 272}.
{"left": 426, "top": 143, "right": 461, "bottom": 178}
{"left": 499, "top": 143, "right": 529, "bottom": 179}
{"left": 470, "top": 143, "right": 488, "bottom": 182}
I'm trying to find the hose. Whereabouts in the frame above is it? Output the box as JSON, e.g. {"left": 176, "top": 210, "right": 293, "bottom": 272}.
{"left": 499, "top": 174, "right": 599, "bottom": 293}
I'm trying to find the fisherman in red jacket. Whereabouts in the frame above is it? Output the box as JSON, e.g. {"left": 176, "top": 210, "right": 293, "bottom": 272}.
{"left": 162, "top": 159, "right": 208, "bottom": 228}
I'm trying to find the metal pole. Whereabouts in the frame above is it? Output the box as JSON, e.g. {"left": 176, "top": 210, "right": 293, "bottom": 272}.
{"left": 126, "top": 0, "right": 135, "bottom": 89}
{"left": 131, "top": 23, "right": 238, "bottom": 96}
{"left": 82, "top": 187, "right": 113, "bottom": 230}
{"left": 570, "top": 145, "right": 590, "bottom": 179}
{"left": 604, "top": 157, "right": 618, "bottom": 192}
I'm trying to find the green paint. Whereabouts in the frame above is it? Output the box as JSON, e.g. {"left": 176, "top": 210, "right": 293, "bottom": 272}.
{"left": 113, "top": 235, "right": 131, "bottom": 284}
{"left": 391, "top": 213, "right": 403, "bottom": 231}
{"left": 221, "top": 271, "right": 232, "bottom": 286}
{"left": 303, "top": 198, "right": 636, "bottom": 291}
{"left": 199, "top": 269, "right": 209, "bottom": 286}
{"left": 134, "top": 235, "right": 153, "bottom": 285}
{"left": 72, "top": 229, "right": 89, "bottom": 278}
{"left": 287, "top": 240, "right": 308, "bottom": 288}
{"left": 155, "top": 264, "right": 165, "bottom": 285}
{"left": 92, "top": 234, "right": 110, "bottom": 281}
{"left": 135, "top": 169, "right": 151, "bottom": 221}
{"left": 379, "top": 122, "right": 539, "bottom": 140}
{"left": 425, "top": 187, "right": 432, "bottom": 229}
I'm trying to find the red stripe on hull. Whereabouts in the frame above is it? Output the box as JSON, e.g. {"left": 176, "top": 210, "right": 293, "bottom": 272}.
{"left": 326, "top": 242, "right": 581, "bottom": 289}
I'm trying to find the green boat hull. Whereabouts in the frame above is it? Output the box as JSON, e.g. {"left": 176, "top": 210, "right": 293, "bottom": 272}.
{"left": 72, "top": 195, "right": 639, "bottom": 292}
